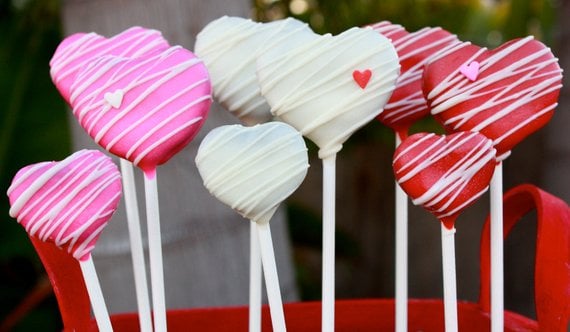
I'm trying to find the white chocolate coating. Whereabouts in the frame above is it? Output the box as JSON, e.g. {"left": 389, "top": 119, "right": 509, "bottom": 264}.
{"left": 257, "top": 27, "right": 400, "bottom": 158}
{"left": 195, "top": 16, "right": 316, "bottom": 124}
{"left": 195, "top": 122, "right": 309, "bottom": 223}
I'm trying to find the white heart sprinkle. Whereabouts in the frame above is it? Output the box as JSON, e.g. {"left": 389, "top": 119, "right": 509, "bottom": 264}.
{"left": 104, "top": 89, "right": 124, "bottom": 109}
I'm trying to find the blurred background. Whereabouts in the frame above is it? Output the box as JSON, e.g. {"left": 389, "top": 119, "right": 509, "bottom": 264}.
{"left": 1, "top": 0, "right": 568, "bottom": 330}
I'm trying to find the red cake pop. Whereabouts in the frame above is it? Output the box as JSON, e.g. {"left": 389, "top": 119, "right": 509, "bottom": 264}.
{"left": 372, "top": 21, "right": 461, "bottom": 138}
{"left": 393, "top": 131, "right": 497, "bottom": 331}
{"left": 423, "top": 37, "right": 562, "bottom": 159}
{"left": 393, "top": 131, "right": 497, "bottom": 228}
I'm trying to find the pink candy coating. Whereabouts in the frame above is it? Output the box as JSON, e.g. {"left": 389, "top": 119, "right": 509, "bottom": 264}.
{"left": 50, "top": 27, "right": 170, "bottom": 104}
{"left": 7, "top": 150, "right": 122, "bottom": 261}
{"left": 69, "top": 46, "right": 212, "bottom": 174}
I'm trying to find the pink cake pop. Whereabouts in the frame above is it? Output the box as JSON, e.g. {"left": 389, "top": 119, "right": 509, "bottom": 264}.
{"left": 7, "top": 149, "right": 121, "bottom": 261}
{"left": 67, "top": 43, "right": 211, "bottom": 332}
{"left": 50, "top": 26, "right": 170, "bottom": 104}
{"left": 68, "top": 45, "right": 212, "bottom": 175}
{"left": 7, "top": 149, "right": 121, "bottom": 331}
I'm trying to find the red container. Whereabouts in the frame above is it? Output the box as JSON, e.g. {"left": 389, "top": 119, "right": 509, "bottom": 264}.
{"left": 30, "top": 184, "right": 569, "bottom": 331}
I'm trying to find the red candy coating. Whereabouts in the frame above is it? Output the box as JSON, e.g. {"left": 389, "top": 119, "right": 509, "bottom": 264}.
{"left": 423, "top": 37, "right": 562, "bottom": 159}
{"left": 393, "top": 131, "right": 497, "bottom": 227}
{"left": 371, "top": 21, "right": 461, "bottom": 137}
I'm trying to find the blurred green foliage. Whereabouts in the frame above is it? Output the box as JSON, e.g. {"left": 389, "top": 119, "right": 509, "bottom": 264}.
{"left": 1, "top": 0, "right": 68, "bottom": 330}
{"left": 253, "top": 0, "right": 558, "bottom": 45}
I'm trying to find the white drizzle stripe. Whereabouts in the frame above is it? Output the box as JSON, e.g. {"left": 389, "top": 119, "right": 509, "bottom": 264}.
{"left": 35, "top": 160, "right": 114, "bottom": 239}
{"left": 257, "top": 27, "right": 400, "bottom": 159}
{"left": 202, "top": 129, "right": 294, "bottom": 192}
{"left": 104, "top": 80, "right": 207, "bottom": 150}
{"left": 20, "top": 157, "right": 94, "bottom": 223}
{"left": 212, "top": 133, "right": 301, "bottom": 196}
{"left": 121, "top": 91, "right": 208, "bottom": 158}
{"left": 52, "top": 169, "right": 120, "bottom": 245}
{"left": 50, "top": 27, "right": 168, "bottom": 87}
{"left": 9, "top": 152, "right": 87, "bottom": 216}
{"left": 394, "top": 132, "right": 496, "bottom": 220}
{"left": 397, "top": 134, "right": 471, "bottom": 182}
{"left": 7, "top": 150, "right": 122, "bottom": 261}
{"left": 426, "top": 37, "right": 562, "bottom": 155}
{"left": 372, "top": 22, "right": 461, "bottom": 129}
{"left": 195, "top": 122, "right": 309, "bottom": 223}
{"left": 132, "top": 116, "right": 204, "bottom": 166}
{"left": 494, "top": 103, "right": 556, "bottom": 146}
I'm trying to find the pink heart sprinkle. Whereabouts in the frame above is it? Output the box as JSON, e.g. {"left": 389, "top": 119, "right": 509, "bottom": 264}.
{"left": 459, "top": 61, "right": 480, "bottom": 81}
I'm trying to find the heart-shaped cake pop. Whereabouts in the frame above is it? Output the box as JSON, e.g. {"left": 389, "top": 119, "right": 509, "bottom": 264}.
{"left": 195, "top": 16, "right": 316, "bottom": 124}
{"left": 68, "top": 46, "right": 212, "bottom": 174}
{"left": 371, "top": 21, "right": 461, "bottom": 135}
{"left": 257, "top": 27, "right": 400, "bottom": 159}
{"left": 50, "top": 27, "right": 170, "bottom": 104}
{"left": 423, "top": 37, "right": 563, "bottom": 160}
{"left": 393, "top": 132, "right": 497, "bottom": 227}
{"left": 195, "top": 122, "right": 309, "bottom": 223}
{"left": 7, "top": 150, "right": 122, "bottom": 261}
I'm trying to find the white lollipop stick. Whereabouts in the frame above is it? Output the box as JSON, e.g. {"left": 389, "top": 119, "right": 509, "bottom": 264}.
{"left": 79, "top": 257, "right": 114, "bottom": 332}
{"left": 394, "top": 135, "right": 408, "bottom": 332}
{"left": 321, "top": 154, "right": 336, "bottom": 332}
{"left": 441, "top": 224, "right": 458, "bottom": 332}
{"left": 143, "top": 170, "right": 167, "bottom": 332}
{"left": 119, "top": 159, "right": 152, "bottom": 332}
{"left": 249, "top": 221, "right": 262, "bottom": 332}
{"left": 256, "top": 219, "right": 287, "bottom": 332}
{"left": 490, "top": 162, "right": 503, "bottom": 332}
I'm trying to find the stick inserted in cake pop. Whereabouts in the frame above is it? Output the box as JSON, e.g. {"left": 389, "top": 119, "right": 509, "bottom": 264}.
{"left": 393, "top": 132, "right": 497, "bottom": 332}
{"left": 195, "top": 17, "right": 316, "bottom": 331}
{"left": 196, "top": 122, "right": 309, "bottom": 332}
{"left": 7, "top": 150, "right": 123, "bottom": 332}
{"left": 68, "top": 45, "right": 212, "bottom": 332}
{"left": 49, "top": 27, "right": 171, "bottom": 332}
{"left": 423, "top": 36, "right": 562, "bottom": 331}
{"left": 257, "top": 26, "right": 400, "bottom": 332}
{"left": 372, "top": 21, "right": 461, "bottom": 332}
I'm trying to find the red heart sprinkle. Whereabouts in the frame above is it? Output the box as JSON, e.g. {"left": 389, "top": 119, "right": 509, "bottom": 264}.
{"left": 353, "top": 69, "right": 372, "bottom": 89}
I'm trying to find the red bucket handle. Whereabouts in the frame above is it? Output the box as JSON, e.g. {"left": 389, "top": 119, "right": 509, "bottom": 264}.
{"left": 478, "top": 184, "right": 570, "bottom": 331}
